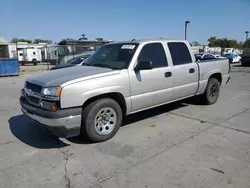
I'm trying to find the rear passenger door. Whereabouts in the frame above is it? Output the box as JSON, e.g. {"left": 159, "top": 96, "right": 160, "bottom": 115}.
{"left": 129, "top": 43, "right": 173, "bottom": 112}
{"left": 168, "top": 42, "right": 199, "bottom": 100}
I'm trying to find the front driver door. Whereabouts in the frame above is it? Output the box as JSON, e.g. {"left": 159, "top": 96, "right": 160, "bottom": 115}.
{"left": 129, "top": 42, "right": 173, "bottom": 112}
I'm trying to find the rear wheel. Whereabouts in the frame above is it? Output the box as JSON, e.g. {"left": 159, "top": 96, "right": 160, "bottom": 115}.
{"left": 201, "top": 78, "right": 220, "bottom": 105}
{"left": 81, "top": 98, "right": 122, "bottom": 142}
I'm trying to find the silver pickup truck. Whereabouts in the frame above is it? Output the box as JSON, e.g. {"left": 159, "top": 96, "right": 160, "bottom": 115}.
{"left": 20, "top": 39, "right": 230, "bottom": 142}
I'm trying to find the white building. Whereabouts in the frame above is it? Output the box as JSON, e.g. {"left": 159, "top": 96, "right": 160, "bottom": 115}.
{"left": 0, "top": 37, "right": 8, "bottom": 44}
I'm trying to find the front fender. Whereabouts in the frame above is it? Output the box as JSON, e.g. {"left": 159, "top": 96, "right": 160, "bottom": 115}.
{"left": 60, "top": 70, "right": 130, "bottom": 109}
{"left": 81, "top": 86, "right": 124, "bottom": 100}
{"left": 80, "top": 86, "right": 131, "bottom": 113}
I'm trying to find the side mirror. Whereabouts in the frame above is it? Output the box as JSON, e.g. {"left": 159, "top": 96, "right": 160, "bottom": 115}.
{"left": 134, "top": 60, "right": 153, "bottom": 71}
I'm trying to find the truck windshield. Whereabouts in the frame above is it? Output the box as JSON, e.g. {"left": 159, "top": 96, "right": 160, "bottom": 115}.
{"left": 83, "top": 43, "right": 139, "bottom": 69}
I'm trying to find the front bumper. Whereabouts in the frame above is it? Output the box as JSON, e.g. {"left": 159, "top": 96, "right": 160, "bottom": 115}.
{"left": 20, "top": 97, "right": 82, "bottom": 138}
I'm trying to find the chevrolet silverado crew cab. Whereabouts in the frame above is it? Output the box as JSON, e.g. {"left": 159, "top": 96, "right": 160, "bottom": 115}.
{"left": 20, "top": 39, "right": 230, "bottom": 142}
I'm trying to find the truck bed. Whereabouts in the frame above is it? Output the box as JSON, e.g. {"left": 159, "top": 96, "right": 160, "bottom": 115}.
{"left": 197, "top": 58, "right": 230, "bottom": 94}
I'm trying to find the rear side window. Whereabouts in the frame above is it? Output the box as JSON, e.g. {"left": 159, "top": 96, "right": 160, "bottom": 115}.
{"left": 138, "top": 43, "right": 168, "bottom": 68}
{"left": 168, "top": 42, "right": 192, "bottom": 66}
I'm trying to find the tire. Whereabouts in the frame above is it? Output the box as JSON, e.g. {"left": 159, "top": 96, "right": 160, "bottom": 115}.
{"left": 201, "top": 78, "right": 220, "bottom": 105}
{"left": 32, "top": 59, "right": 37, "bottom": 66}
{"left": 81, "top": 98, "right": 123, "bottom": 142}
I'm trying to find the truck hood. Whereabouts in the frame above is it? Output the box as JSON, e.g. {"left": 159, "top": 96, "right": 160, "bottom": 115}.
{"left": 26, "top": 66, "right": 119, "bottom": 87}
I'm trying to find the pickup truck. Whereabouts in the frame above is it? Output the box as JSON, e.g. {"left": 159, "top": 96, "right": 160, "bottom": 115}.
{"left": 20, "top": 39, "right": 230, "bottom": 142}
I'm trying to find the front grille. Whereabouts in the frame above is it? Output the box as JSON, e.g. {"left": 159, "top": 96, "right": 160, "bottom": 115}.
{"left": 25, "top": 82, "right": 42, "bottom": 93}
{"left": 26, "top": 95, "right": 40, "bottom": 105}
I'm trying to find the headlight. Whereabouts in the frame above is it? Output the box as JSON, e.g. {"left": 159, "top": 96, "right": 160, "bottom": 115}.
{"left": 42, "top": 87, "right": 62, "bottom": 97}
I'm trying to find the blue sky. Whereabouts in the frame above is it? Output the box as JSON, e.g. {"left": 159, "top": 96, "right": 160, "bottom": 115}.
{"left": 1, "top": 0, "right": 250, "bottom": 44}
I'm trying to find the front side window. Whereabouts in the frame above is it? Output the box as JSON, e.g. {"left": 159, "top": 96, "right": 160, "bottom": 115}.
{"left": 84, "top": 43, "right": 139, "bottom": 69}
{"left": 138, "top": 43, "right": 168, "bottom": 68}
{"left": 168, "top": 42, "right": 192, "bottom": 66}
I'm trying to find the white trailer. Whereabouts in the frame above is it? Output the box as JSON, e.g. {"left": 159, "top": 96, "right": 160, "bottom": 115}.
{"left": 19, "top": 48, "right": 42, "bottom": 65}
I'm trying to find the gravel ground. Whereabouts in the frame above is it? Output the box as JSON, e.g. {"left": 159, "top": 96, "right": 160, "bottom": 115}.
{"left": 19, "top": 64, "right": 55, "bottom": 75}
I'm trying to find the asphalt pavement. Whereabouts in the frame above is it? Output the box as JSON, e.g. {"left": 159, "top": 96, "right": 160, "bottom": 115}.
{"left": 0, "top": 64, "right": 250, "bottom": 188}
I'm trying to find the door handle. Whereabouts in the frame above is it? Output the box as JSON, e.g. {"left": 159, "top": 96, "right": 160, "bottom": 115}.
{"left": 165, "top": 72, "right": 172, "bottom": 77}
{"left": 189, "top": 68, "right": 195, "bottom": 73}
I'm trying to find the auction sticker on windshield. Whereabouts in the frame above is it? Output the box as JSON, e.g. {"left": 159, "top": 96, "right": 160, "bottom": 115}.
{"left": 121, "top": 45, "right": 135, "bottom": 49}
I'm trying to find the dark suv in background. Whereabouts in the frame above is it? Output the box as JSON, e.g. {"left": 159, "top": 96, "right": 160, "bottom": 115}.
{"left": 51, "top": 54, "right": 91, "bottom": 70}
{"left": 241, "top": 54, "right": 250, "bottom": 66}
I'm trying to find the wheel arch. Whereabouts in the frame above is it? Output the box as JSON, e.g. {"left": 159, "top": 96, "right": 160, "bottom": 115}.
{"left": 82, "top": 92, "right": 127, "bottom": 116}
{"left": 209, "top": 72, "right": 222, "bottom": 84}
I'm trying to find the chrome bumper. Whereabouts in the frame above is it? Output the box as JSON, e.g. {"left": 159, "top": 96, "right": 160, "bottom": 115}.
{"left": 21, "top": 107, "right": 81, "bottom": 138}
{"left": 21, "top": 107, "right": 81, "bottom": 128}
{"left": 20, "top": 96, "right": 82, "bottom": 137}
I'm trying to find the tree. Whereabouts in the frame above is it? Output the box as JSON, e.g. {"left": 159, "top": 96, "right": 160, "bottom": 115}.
{"left": 227, "top": 39, "right": 238, "bottom": 48}
{"left": 236, "top": 41, "right": 244, "bottom": 49}
{"left": 95, "top": 38, "right": 103, "bottom": 41}
{"left": 33, "top": 39, "right": 52, "bottom": 44}
{"left": 11, "top": 38, "right": 32, "bottom": 43}
{"left": 208, "top": 37, "right": 242, "bottom": 48}
{"left": 244, "top": 39, "right": 250, "bottom": 48}
{"left": 11, "top": 38, "right": 19, "bottom": 43}
{"left": 207, "top": 37, "right": 221, "bottom": 47}
{"left": 192, "top": 41, "right": 200, "bottom": 46}
{"left": 61, "top": 38, "right": 74, "bottom": 41}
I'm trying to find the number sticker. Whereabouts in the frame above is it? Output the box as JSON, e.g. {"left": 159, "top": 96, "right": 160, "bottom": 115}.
{"left": 121, "top": 45, "right": 135, "bottom": 49}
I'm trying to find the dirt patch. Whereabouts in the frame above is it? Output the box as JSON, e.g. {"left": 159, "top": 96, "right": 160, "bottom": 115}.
{"left": 19, "top": 64, "right": 55, "bottom": 75}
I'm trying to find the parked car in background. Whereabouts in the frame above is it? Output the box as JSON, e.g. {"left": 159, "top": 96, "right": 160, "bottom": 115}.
{"left": 240, "top": 54, "right": 250, "bottom": 66}
{"left": 50, "top": 54, "right": 91, "bottom": 70}
{"left": 224, "top": 53, "right": 241, "bottom": 63}
{"left": 20, "top": 39, "right": 230, "bottom": 142}
{"left": 195, "top": 53, "right": 219, "bottom": 61}
{"left": 223, "top": 54, "right": 233, "bottom": 64}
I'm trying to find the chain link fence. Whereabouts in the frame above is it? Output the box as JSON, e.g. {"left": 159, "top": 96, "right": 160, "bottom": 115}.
{"left": 192, "top": 46, "right": 250, "bottom": 56}
{"left": 42, "top": 44, "right": 101, "bottom": 66}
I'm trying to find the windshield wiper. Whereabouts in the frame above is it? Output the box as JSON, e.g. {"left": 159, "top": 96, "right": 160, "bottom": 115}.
{"left": 91, "top": 63, "right": 113, "bottom": 69}
{"left": 81, "top": 63, "right": 93, "bottom": 66}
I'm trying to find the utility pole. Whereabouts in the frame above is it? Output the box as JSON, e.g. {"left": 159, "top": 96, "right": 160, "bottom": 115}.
{"left": 185, "top": 21, "right": 190, "bottom": 40}
{"left": 245, "top": 31, "right": 249, "bottom": 48}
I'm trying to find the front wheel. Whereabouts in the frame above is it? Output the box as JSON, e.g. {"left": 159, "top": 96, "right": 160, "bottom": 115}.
{"left": 201, "top": 78, "right": 220, "bottom": 105}
{"left": 81, "top": 98, "right": 123, "bottom": 142}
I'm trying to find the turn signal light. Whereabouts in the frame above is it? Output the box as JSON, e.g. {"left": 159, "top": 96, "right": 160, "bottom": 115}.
{"left": 51, "top": 103, "right": 57, "bottom": 112}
